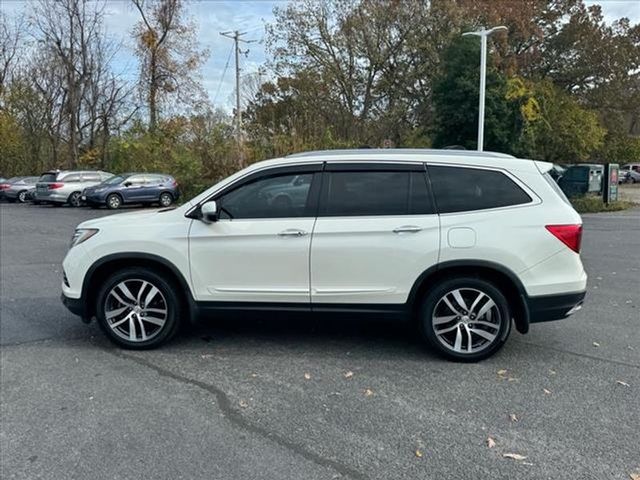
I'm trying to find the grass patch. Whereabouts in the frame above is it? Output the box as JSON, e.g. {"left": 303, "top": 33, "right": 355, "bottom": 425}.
{"left": 570, "top": 195, "right": 634, "bottom": 213}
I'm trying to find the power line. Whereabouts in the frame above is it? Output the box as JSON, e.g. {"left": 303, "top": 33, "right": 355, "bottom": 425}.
{"left": 220, "top": 30, "right": 256, "bottom": 166}
{"left": 213, "top": 43, "right": 234, "bottom": 106}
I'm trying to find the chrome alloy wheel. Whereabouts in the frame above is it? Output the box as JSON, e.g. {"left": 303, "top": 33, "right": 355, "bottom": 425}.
{"left": 431, "top": 288, "right": 502, "bottom": 355}
{"left": 103, "top": 279, "right": 168, "bottom": 342}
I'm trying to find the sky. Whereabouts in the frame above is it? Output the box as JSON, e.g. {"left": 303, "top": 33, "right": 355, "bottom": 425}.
{"left": 1, "top": 0, "right": 639, "bottom": 112}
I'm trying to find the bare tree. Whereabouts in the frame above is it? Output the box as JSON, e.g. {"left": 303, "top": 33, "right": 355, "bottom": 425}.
{"left": 131, "top": 0, "right": 208, "bottom": 131}
{"left": 30, "top": 0, "right": 105, "bottom": 167}
{"left": 0, "top": 12, "right": 26, "bottom": 91}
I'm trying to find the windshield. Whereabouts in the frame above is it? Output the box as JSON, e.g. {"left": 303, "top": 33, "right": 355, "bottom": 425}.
{"left": 39, "top": 173, "right": 58, "bottom": 182}
{"left": 102, "top": 175, "right": 126, "bottom": 185}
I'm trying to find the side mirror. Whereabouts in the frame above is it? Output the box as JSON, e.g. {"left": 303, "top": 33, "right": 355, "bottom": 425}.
{"left": 200, "top": 201, "right": 219, "bottom": 223}
{"left": 124, "top": 181, "right": 132, "bottom": 187}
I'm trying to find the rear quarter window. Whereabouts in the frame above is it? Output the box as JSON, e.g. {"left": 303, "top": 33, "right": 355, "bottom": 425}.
{"left": 428, "top": 165, "right": 532, "bottom": 214}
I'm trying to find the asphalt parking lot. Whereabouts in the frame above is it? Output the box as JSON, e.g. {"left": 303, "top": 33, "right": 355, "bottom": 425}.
{"left": 1, "top": 203, "right": 639, "bottom": 480}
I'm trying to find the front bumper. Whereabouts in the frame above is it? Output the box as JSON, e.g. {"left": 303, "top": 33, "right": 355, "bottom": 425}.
{"left": 527, "top": 291, "right": 586, "bottom": 323}
{"left": 82, "top": 192, "right": 107, "bottom": 205}
{"left": 61, "top": 292, "right": 91, "bottom": 323}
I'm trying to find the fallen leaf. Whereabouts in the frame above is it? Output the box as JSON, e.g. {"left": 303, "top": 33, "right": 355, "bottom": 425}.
{"left": 344, "top": 371, "right": 354, "bottom": 379}
{"left": 629, "top": 472, "right": 640, "bottom": 480}
{"left": 508, "top": 377, "right": 518, "bottom": 382}
{"left": 200, "top": 354, "right": 214, "bottom": 359}
{"left": 364, "top": 388, "right": 374, "bottom": 397}
{"left": 487, "top": 437, "right": 496, "bottom": 449}
{"left": 239, "top": 400, "right": 248, "bottom": 408}
{"left": 549, "top": 369, "right": 557, "bottom": 375}
{"left": 593, "top": 342, "right": 600, "bottom": 347}
{"left": 250, "top": 373, "right": 258, "bottom": 378}
{"left": 616, "top": 380, "right": 630, "bottom": 387}
{"left": 543, "top": 388, "right": 552, "bottom": 395}
{"left": 509, "top": 413, "right": 519, "bottom": 422}
{"left": 415, "top": 449, "right": 423, "bottom": 458}
{"left": 503, "top": 453, "right": 527, "bottom": 461}
{"left": 304, "top": 372, "right": 311, "bottom": 380}
{"left": 497, "top": 369, "right": 508, "bottom": 375}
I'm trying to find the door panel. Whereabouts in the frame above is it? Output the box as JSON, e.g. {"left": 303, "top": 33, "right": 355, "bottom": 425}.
{"left": 189, "top": 168, "right": 322, "bottom": 304}
{"left": 310, "top": 215, "right": 440, "bottom": 304}
{"left": 310, "top": 165, "right": 440, "bottom": 305}
{"left": 123, "top": 175, "right": 147, "bottom": 201}
{"left": 189, "top": 218, "right": 316, "bottom": 303}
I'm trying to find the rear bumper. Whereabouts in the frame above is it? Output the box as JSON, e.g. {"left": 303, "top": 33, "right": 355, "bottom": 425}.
{"left": 35, "top": 191, "right": 67, "bottom": 203}
{"left": 527, "top": 291, "right": 586, "bottom": 323}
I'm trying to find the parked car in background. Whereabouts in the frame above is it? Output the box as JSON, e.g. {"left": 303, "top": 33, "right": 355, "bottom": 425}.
{"left": 1, "top": 177, "right": 26, "bottom": 201}
{"left": 0, "top": 177, "right": 13, "bottom": 200}
{"left": 3, "top": 176, "right": 40, "bottom": 203}
{"left": 82, "top": 173, "right": 180, "bottom": 209}
{"left": 620, "top": 163, "right": 640, "bottom": 173}
{"left": 34, "top": 170, "right": 113, "bottom": 207}
{"left": 620, "top": 169, "right": 640, "bottom": 184}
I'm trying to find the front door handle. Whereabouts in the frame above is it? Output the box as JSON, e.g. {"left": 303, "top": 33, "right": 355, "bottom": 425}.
{"left": 393, "top": 225, "right": 422, "bottom": 234}
{"left": 277, "top": 229, "right": 308, "bottom": 237}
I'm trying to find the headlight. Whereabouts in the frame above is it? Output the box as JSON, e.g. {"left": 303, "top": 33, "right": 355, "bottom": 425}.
{"left": 70, "top": 228, "right": 99, "bottom": 248}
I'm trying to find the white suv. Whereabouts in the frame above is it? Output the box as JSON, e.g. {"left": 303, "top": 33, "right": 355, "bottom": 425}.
{"left": 61, "top": 150, "right": 587, "bottom": 361}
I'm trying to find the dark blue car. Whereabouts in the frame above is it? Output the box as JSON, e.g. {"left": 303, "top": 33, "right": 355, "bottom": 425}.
{"left": 82, "top": 173, "right": 180, "bottom": 209}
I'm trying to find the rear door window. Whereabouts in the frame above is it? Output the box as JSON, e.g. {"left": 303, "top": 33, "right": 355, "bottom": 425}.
{"left": 320, "top": 169, "right": 434, "bottom": 216}
{"left": 428, "top": 165, "right": 532, "bottom": 213}
{"left": 62, "top": 174, "right": 81, "bottom": 183}
{"left": 82, "top": 172, "right": 102, "bottom": 182}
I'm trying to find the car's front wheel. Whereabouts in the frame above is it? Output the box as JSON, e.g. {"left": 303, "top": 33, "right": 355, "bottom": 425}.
{"left": 419, "top": 277, "right": 511, "bottom": 362}
{"left": 95, "top": 268, "right": 181, "bottom": 349}
{"left": 68, "top": 191, "right": 82, "bottom": 207}
{"left": 106, "top": 193, "right": 122, "bottom": 210}
{"left": 17, "top": 191, "right": 28, "bottom": 203}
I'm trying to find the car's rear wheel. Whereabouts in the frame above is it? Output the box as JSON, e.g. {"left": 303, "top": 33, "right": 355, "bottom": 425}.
{"left": 419, "top": 277, "right": 511, "bottom": 362}
{"left": 17, "top": 191, "right": 28, "bottom": 203}
{"left": 95, "top": 268, "right": 181, "bottom": 349}
{"left": 159, "top": 192, "right": 173, "bottom": 207}
{"left": 106, "top": 193, "right": 122, "bottom": 210}
{"left": 68, "top": 191, "right": 82, "bottom": 207}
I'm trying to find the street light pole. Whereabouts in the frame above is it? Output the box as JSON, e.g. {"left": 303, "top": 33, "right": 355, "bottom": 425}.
{"left": 462, "top": 26, "right": 508, "bottom": 152}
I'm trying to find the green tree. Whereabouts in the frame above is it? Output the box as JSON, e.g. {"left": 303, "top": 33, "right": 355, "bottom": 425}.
{"left": 520, "top": 80, "right": 606, "bottom": 163}
{"left": 431, "top": 36, "right": 520, "bottom": 152}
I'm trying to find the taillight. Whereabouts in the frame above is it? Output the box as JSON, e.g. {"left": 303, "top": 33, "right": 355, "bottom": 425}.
{"left": 49, "top": 183, "right": 64, "bottom": 189}
{"left": 545, "top": 224, "right": 583, "bottom": 253}
{"left": 0, "top": 184, "right": 9, "bottom": 190}
{"left": 171, "top": 180, "right": 178, "bottom": 188}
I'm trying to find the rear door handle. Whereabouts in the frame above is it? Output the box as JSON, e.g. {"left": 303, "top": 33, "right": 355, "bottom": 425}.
{"left": 393, "top": 225, "right": 422, "bottom": 234}
{"left": 277, "top": 229, "right": 308, "bottom": 237}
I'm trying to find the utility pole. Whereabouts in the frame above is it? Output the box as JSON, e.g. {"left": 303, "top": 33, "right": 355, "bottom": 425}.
{"left": 220, "top": 30, "right": 255, "bottom": 166}
{"left": 462, "top": 26, "right": 508, "bottom": 152}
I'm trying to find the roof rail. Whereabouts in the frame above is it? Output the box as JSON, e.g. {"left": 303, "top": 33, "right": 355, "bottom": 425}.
{"left": 286, "top": 148, "right": 515, "bottom": 159}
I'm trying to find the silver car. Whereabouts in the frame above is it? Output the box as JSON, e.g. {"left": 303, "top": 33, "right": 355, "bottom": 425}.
{"left": 34, "top": 170, "right": 114, "bottom": 207}
{"left": 4, "top": 176, "right": 40, "bottom": 203}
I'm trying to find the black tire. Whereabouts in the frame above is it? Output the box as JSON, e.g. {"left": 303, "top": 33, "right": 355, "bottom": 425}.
{"left": 17, "top": 191, "right": 28, "bottom": 203}
{"left": 418, "top": 277, "right": 511, "bottom": 362}
{"left": 95, "top": 267, "right": 182, "bottom": 349}
{"left": 68, "top": 191, "right": 82, "bottom": 207}
{"left": 106, "top": 193, "right": 122, "bottom": 210}
{"left": 159, "top": 192, "right": 173, "bottom": 207}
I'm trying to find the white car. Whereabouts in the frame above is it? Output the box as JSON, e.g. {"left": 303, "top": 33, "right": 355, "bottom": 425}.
{"left": 61, "top": 149, "right": 587, "bottom": 361}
